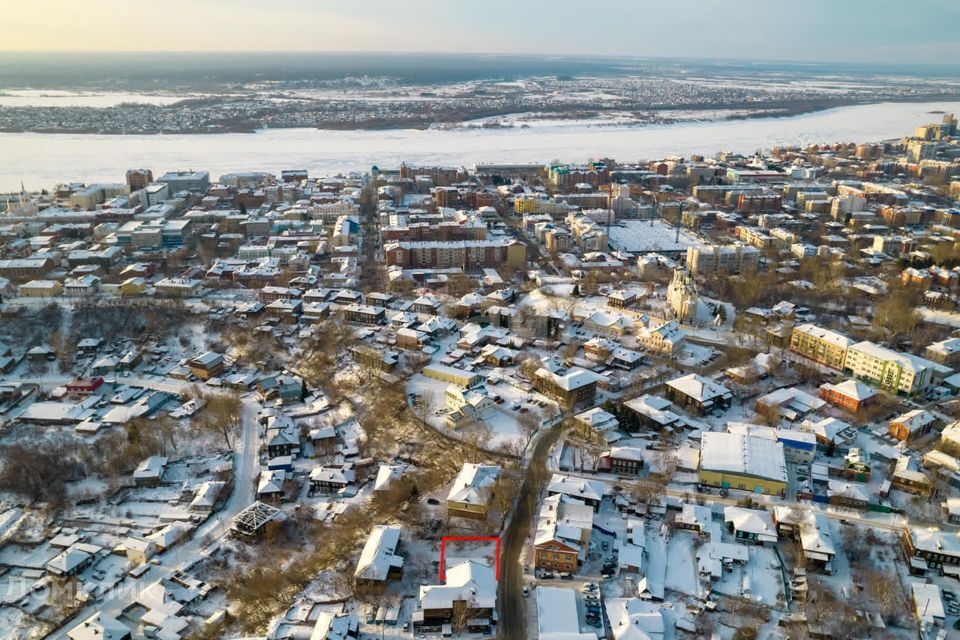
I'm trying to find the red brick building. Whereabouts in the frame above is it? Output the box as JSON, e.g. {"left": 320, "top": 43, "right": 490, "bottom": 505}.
{"left": 819, "top": 380, "right": 878, "bottom": 413}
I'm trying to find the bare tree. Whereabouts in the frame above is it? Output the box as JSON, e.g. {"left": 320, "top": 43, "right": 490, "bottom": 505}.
{"left": 517, "top": 411, "right": 540, "bottom": 450}
{"left": 451, "top": 595, "right": 481, "bottom": 636}
{"left": 196, "top": 390, "right": 243, "bottom": 449}
{"left": 864, "top": 567, "right": 907, "bottom": 625}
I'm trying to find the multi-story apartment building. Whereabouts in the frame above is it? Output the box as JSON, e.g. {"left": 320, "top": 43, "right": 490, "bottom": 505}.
{"left": 843, "top": 341, "right": 942, "bottom": 396}
{"left": 547, "top": 162, "right": 608, "bottom": 188}
{"left": 926, "top": 337, "right": 960, "bottom": 367}
{"left": 383, "top": 239, "right": 526, "bottom": 271}
{"left": 514, "top": 196, "right": 572, "bottom": 217}
{"left": 789, "top": 324, "right": 854, "bottom": 371}
{"left": 736, "top": 226, "right": 774, "bottom": 249}
{"left": 125, "top": 168, "right": 153, "bottom": 191}
{"left": 685, "top": 244, "right": 760, "bottom": 274}
{"left": 68, "top": 183, "right": 128, "bottom": 210}
{"left": 157, "top": 170, "right": 210, "bottom": 194}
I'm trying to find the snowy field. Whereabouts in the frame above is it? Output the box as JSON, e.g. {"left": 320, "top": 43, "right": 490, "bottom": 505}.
{"left": 406, "top": 374, "right": 532, "bottom": 451}
{"left": 607, "top": 220, "right": 704, "bottom": 254}
{"left": 0, "top": 90, "right": 195, "bottom": 107}
{"left": 3, "top": 100, "right": 960, "bottom": 190}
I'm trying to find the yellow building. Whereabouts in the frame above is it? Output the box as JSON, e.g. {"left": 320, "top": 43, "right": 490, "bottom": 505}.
{"left": 843, "top": 341, "right": 939, "bottom": 396}
{"left": 545, "top": 229, "right": 572, "bottom": 253}
{"left": 446, "top": 463, "right": 499, "bottom": 519}
{"left": 117, "top": 277, "right": 147, "bottom": 297}
{"left": 505, "top": 241, "right": 527, "bottom": 270}
{"left": 789, "top": 323, "right": 852, "bottom": 371}
{"left": 423, "top": 364, "right": 481, "bottom": 388}
{"left": 514, "top": 196, "right": 568, "bottom": 217}
{"left": 19, "top": 279, "right": 62, "bottom": 298}
{"left": 699, "top": 432, "right": 787, "bottom": 497}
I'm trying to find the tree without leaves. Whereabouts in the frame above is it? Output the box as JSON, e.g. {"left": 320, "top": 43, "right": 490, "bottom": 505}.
{"left": 864, "top": 566, "right": 907, "bottom": 625}
{"left": 0, "top": 443, "right": 75, "bottom": 507}
{"left": 451, "top": 596, "right": 481, "bottom": 636}
{"left": 516, "top": 411, "right": 540, "bottom": 450}
{"left": 195, "top": 390, "right": 242, "bottom": 449}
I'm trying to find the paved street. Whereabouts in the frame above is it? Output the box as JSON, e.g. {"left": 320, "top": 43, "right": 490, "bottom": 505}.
{"left": 497, "top": 421, "right": 569, "bottom": 640}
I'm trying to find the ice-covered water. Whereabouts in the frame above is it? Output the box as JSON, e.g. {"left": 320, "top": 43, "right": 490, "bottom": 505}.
{"left": 2, "top": 100, "right": 958, "bottom": 191}
{"left": 0, "top": 90, "right": 193, "bottom": 108}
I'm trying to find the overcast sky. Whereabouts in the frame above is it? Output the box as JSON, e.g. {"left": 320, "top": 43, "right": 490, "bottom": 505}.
{"left": 3, "top": 0, "right": 959, "bottom": 65}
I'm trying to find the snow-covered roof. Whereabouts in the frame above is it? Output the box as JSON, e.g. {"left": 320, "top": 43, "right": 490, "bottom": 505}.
{"left": 623, "top": 394, "right": 680, "bottom": 426}
{"left": 799, "top": 513, "right": 836, "bottom": 559}
{"left": 800, "top": 416, "right": 856, "bottom": 444}
{"left": 67, "top": 612, "right": 131, "bottom": 640}
{"left": 547, "top": 473, "right": 605, "bottom": 503}
{"left": 146, "top": 521, "right": 192, "bottom": 549}
{"left": 373, "top": 464, "right": 406, "bottom": 492}
{"left": 419, "top": 560, "right": 496, "bottom": 611}
{"left": 605, "top": 598, "right": 667, "bottom": 640}
{"left": 258, "top": 469, "right": 286, "bottom": 495}
{"left": 910, "top": 527, "right": 960, "bottom": 558}
{"left": 535, "top": 494, "right": 594, "bottom": 549}
{"left": 310, "top": 465, "right": 355, "bottom": 486}
{"left": 575, "top": 407, "right": 619, "bottom": 431}
{"left": 666, "top": 373, "right": 731, "bottom": 404}
{"left": 820, "top": 379, "right": 878, "bottom": 402}
{"left": 190, "top": 481, "right": 225, "bottom": 509}
{"left": 755, "top": 387, "right": 825, "bottom": 415}
{"left": 537, "top": 587, "right": 595, "bottom": 640}
{"left": 354, "top": 525, "right": 404, "bottom": 582}
{"left": 723, "top": 506, "right": 778, "bottom": 542}
{"left": 675, "top": 503, "right": 711, "bottom": 530}
{"left": 848, "top": 340, "right": 943, "bottom": 375}
{"left": 310, "top": 612, "right": 359, "bottom": 640}
{"left": 447, "top": 463, "right": 499, "bottom": 504}
{"left": 133, "top": 456, "right": 168, "bottom": 481}
{"left": 700, "top": 432, "right": 787, "bottom": 484}
{"left": 891, "top": 409, "right": 937, "bottom": 434}
{"left": 47, "top": 545, "right": 93, "bottom": 575}
{"left": 536, "top": 366, "right": 601, "bottom": 391}
{"left": 912, "top": 582, "right": 946, "bottom": 624}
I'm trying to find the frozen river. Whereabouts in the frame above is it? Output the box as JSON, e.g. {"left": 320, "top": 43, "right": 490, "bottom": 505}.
{"left": 2, "top": 100, "right": 958, "bottom": 191}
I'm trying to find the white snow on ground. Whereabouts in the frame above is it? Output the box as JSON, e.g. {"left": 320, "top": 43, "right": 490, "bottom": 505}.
{"left": 664, "top": 533, "right": 701, "bottom": 597}
{"left": 643, "top": 524, "right": 667, "bottom": 597}
{"left": 712, "top": 545, "right": 784, "bottom": 607}
{"left": 607, "top": 219, "right": 704, "bottom": 254}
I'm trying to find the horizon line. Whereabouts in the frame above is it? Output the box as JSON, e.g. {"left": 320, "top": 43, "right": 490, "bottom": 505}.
{"left": 0, "top": 49, "right": 959, "bottom": 70}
